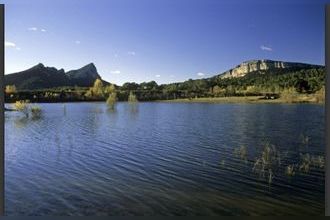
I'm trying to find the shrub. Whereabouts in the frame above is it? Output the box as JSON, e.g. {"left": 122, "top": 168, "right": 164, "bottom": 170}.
{"left": 128, "top": 91, "right": 138, "bottom": 103}
{"left": 14, "top": 100, "right": 30, "bottom": 117}
{"left": 31, "top": 105, "right": 42, "bottom": 118}
{"left": 106, "top": 92, "right": 117, "bottom": 109}
{"left": 286, "top": 165, "right": 295, "bottom": 176}
{"left": 252, "top": 143, "right": 281, "bottom": 180}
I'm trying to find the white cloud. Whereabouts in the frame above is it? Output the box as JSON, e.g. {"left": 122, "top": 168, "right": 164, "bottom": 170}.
{"left": 197, "top": 72, "right": 205, "bottom": 76}
{"left": 28, "top": 27, "right": 38, "bottom": 31}
{"left": 260, "top": 45, "right": 273, "bottom": 51}
{"left": 170, "top": 74, "right": 175, "bottom": 78}
{"left": 5, "top": 41, "right": 21, "bottom": 51}
{"left": 28, "top": 27, "right": 47, "bottom": 32}
{"left": 110, "top": 70, "right": 120, "bottom": 74}
{"left": 75, "top": 40, "right": 81, "bottom": 44}
{"left": 5, "top": 41, "right": 16, "bottom": 47}
{"left": 128, "top": 51, "right": 136, "bottom": 56}
{"left": 155, "top": 74, "right": 161, "bottom": 78}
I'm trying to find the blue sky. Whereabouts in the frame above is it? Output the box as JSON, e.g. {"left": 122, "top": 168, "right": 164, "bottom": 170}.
{"left": 3, "top": 0, "right": 326, "bottom": 85}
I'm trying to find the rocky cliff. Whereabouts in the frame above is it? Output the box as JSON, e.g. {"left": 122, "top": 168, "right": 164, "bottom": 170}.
{"left": 219, "top": 59, "right": 323, "bottom": 78}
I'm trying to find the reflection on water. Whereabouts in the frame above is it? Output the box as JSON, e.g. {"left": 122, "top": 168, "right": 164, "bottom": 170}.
{"left": 5, "top": 102, "right": 324, "bottom": 216}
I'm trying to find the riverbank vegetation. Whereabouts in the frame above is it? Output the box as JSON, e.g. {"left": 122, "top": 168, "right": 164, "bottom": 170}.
{"left": 231, "top": 139, "right": 324, "bottom": 185}
{"left": 5, "top": 67, "right": 325, "bottom": 104}
{"left": 12, "top": 100, "right": 42, "bottom": 118}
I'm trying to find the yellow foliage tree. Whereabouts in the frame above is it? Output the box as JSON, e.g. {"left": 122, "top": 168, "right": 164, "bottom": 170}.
{"left": 5, "top": 85, "right": 17, "bottom": 94}
{"left": 85, "top": 79, "right": 104, "bottom": 98}
{"left": 104, "top": 84, "right": 116, "bottom": 95}
{"left": 128, "top": 91, "right": 138, "bottom": 103}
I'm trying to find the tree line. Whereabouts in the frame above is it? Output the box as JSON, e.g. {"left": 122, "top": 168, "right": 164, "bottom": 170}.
{"left": 4, "top": 67, "right": 325, "bottom": 103}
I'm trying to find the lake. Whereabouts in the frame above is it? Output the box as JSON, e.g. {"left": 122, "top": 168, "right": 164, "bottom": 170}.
{"left": 4, "top": 102, "right": 325, "bottom": 215}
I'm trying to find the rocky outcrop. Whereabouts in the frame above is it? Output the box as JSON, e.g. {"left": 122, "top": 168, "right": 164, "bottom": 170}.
{"left": 219, "top": 59, "right": 323, "bottom": 78}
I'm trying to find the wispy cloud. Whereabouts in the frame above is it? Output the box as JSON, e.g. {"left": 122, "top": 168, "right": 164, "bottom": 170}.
{"left": 5, "top": 41, "right": 16, "bottom": 47}
{"left": 155, "top": 74, "right": 160, "bottom": 78}
{"left": 260, "top": 45, "right": 273, "bottom": 51}
{"left": 127, "top": 51, "right": 136, "bottom": 56}
{"left": 75, "top": 40, "right": 81, "bottom": 44}
{"left": 5, "top": 41, "right": 21, "bottom": 51}
{"left": 28, "top": 27, "right": 38, "bottom": 31}
{"left": 110, "top": 70, "right": 120, "bottom": 74}
{"left": 197, "top": 72, "right": 205, "bottom": 76}
{"left": 28, "top": 27, "right": 47, "bottom": 33}
{"left": 170, "top": 74, "right": 175, "bottom": 78}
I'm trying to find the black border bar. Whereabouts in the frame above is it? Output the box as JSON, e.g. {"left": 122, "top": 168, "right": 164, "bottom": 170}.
{"left": 0, "top": 4, "right": 4, "bottom": 217}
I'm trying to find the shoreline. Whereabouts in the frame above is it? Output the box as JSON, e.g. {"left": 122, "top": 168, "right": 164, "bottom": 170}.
{"left": 5, "top": 96, "right": 324, "bottom": 105}
{"left": 158, "top": 96, "right": 324, "bottom": 104}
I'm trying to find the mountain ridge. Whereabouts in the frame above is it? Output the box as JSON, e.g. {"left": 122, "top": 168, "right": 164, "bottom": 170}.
{"left": 4, "top": 59, "right": 325, "bottom": 90}
{"left": 217, "top": 59, "right": 323, "bottom": 79}
{"left": 5, "top": 62, "right": 108, "bottom": 90}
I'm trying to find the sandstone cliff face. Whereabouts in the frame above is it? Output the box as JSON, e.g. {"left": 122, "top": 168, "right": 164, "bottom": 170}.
{"left": 219, "top": 59, "right": 321, "bottom": 78}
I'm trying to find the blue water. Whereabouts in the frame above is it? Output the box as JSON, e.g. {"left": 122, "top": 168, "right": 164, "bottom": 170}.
{"left": 5, "top": 102, "right": 325, "bottom": 215}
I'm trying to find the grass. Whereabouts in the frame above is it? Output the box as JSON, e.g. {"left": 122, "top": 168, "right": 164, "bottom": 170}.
{"left": 233, "top": 145, "right": 248, "bottom": 161}
{"left": 285, "top": 165, "right": 296, "bottom": 176}
{"left": 300, "top": 135, "right": 310, "bottom": 146}
{"left": 160, "top": 94, "right": 324, "bottom": 104}
{"left": 252, "top": 143, "right": 281, "bottom": 181}
{"left": 229, "top": 139, "right": 324, "bottom": 185}
{"left": 299, "top": 153, "right": 311, "bottom": 173}
{"left": 311, "top": 155, "right": 325, "bottom": 169}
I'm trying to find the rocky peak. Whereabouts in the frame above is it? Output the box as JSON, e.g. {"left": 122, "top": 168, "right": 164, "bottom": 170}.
{"left": 30, "top": 63, "right": 45, "bottom": 70}
{"left": 66, "top": 62, "right": 100, "bottom": 79}
{"left": 81, "top": 63, "right": 97, "bottom": 72}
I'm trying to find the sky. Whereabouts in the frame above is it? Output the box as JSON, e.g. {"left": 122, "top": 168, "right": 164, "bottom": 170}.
{"left": 2, "top": 0, "right": 327, "bottom": 85}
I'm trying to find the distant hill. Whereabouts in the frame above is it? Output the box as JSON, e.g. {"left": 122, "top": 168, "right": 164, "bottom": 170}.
{"left": 5, "top": 63, "right": 109, "bottom": 90}
{"left": 4, "top": 59, "right": 324, "bottom": 92}
{"left": 217, "top": 59, "right": 323, "bottom": 79}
